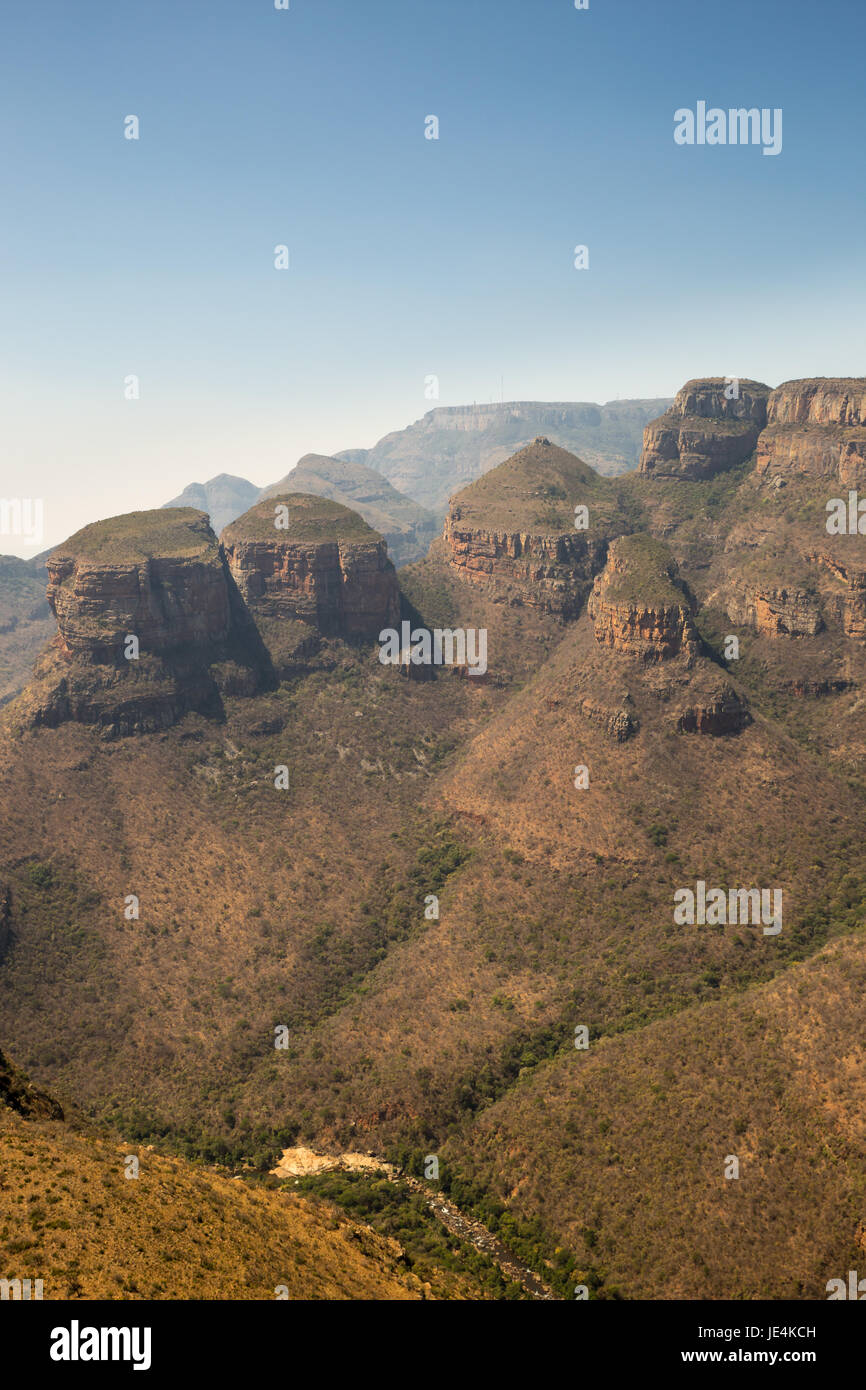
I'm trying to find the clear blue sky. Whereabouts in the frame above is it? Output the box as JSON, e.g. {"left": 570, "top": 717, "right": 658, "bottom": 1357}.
{"left": 1, "top": 0, "right": 864, "bottom": 553}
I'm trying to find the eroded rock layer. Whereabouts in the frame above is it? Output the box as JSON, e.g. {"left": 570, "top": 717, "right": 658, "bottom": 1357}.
{"left": 639, "top": 378, "right": 770, "bottom": 480}
{"left": 222, "top": 494, "right": 400, "bottom": 640}
{"left": 587, "top": 534, "right": 699, "bottom": 663}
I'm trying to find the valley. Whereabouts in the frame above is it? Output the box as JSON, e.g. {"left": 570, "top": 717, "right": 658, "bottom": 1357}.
{"left": 2, "top": 376, "right": 866, "bottom": 1300}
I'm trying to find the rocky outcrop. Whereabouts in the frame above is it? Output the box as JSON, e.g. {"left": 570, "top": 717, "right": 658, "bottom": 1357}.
{"left": 756, "top": 379, "right": 866, "bottom": 488}
{"left": 47, "top": 511, "right": 230, "bottom": 664}
{"left": 443, "top": 438, "right": 622, "bottom": 617}
{"left": 640, "top": 378, "right": 770, "bottom": 480}
{"left": 588, "top": 535, "right": 699, "bottom": 663}
{"left": 725, "top": 585, "right": 824, "bottom": 638}
{"left": 444, "top": 517, "right": 607, "bottom": 617}
{"left": 806, "top": 551, "right": 866, "bottom": 639}
{"left": 222, "top": 494, "right": 400, "bottom": 640}
{"left": 677, "top": 682, "right": 751, "bottom": 735}
{"left": 17, "top": 510, "right": 267, "bottom": 736}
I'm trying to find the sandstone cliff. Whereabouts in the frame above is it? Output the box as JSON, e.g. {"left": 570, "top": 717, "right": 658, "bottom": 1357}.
{"left": 640, "top": 378, "right": 770, "bottom": 480}
{"left": 16, "top": 510, "right": 266, "bottom": 736}
{"left": 47, "top": 510, "right": 231, "bottom": 663}
{"left": 222, "top": 493, "right": 400, "bottom": 641}
{"left": 587, "top": 534, "right": 700, "bottom": 663}
{"left": 443, "top": 437, "right": 625, "bottom": 617}
{"left": 756, "top": 379, "right": 866, "bottom": 488}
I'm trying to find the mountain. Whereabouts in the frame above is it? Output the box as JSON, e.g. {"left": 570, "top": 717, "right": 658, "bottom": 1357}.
{"left": 337, "top": 399, "right": 673, "bottom": 513}
{"left": 261, "top": 454, "right": 439, "bottom": 568}
{"left": 162, "top": 475, "right": 261, "bottom": 538}
{"left": 3, "top": 377, "right": 866, "bottom": 1301}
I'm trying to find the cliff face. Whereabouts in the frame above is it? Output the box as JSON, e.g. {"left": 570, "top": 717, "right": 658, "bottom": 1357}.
{"left": 19, "top": 510, "right": 265, "bottom": 736}
{"left": 640, "top": 378, "right": 770, "bottom": 480}
{"left": 47, "top": 521, "right": 230, "bottom": 664}
{"left": 587, "top": 534, "right": 699, "bottom": 663}
{"left": 756, "top": 379, "right": 866, "bottom": 487}
{"left": 444, "top": 515, "right": 607, "bottom": 617}
{"left": 724, "top": 584, "right": 824, "bottom": 638}
{"left": 222, "top": 494, "right": 400, "bottom": 640}
{"left": 676, "top": 681, "right": 752, "bottom": 735}
{"left": 443, "top": 437, "right": 623, "bottom": 616}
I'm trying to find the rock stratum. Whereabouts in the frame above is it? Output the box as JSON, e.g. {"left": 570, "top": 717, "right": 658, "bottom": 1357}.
{"left": 15, "top": 510, "right": 267, "bottom": 736}
{"left": 587, "top": 534, "right": 700, "bottom": 664}
{"left": 222, "top": 493, "right": 400, "bottom": 639}
{"left": 756, "top": 378, "right": 866, "bottom": 488}
{"left": 639, "top": 378, "right": 771, "bottom": 480}
{"left": 442, "top": 437, "right": 625, "bottom": 617}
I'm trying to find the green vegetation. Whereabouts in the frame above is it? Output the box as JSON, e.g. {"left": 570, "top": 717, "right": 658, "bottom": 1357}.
{"left": 51, "top": 509, "right": 218, "bottom": 563}
{"left": 223, "top": 493, "right": 379, "bottom": 544}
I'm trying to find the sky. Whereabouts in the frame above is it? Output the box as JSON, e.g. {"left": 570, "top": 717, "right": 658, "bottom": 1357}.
{"left": 1, "top": 0, "right": 864, "bottom": 555}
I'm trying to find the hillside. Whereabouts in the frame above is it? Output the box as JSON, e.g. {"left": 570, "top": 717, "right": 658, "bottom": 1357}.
{"left": 0, "top": 1051, "right": 438, "bottom": 1299}
{"left": 0, "top": 555, "right": 54, "bottom": 706}
{"left": 2, "top": 380, "right": 866, "bottom": 1301}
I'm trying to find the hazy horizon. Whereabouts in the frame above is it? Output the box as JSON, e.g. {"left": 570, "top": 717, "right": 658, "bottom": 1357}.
{"left": 2, "top": 0, "right": 864, "bottom": 555}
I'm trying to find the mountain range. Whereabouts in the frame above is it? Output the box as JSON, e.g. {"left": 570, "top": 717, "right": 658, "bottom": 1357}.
{"left": 2, "top": 375, "right": 865, "bottom": 1300}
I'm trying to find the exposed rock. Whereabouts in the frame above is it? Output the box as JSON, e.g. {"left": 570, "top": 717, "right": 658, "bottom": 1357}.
{"left": 588, "top": 534, "right": 699, "bottom": 663}
{"left": 806, "top": 550, "right": 866, "bottom": 639}
{"left": 756, "top": 379, "right": 866, "bottom": 489}
{"left": 443, "top": 438, "right": 623, "bottom": 617}
{"left": 579, "top": 695, "right": 640, "bottom": 741}
{"left": 15, "top": 510, "right": 266, "bottom": 736}
{"left": 222, "top": 494, "right": 400, "bottom": 641}
{"left": 47, "top": 510, "right": 230, "bottom": 663}
{"left": 676, "top": 682, "right": 752, "bottom": 735}
{"left": 640, "top": 378, "right": 770, "bottom": 480}
{"left": 725, "top": 584, "right": 824, "bottom": 638}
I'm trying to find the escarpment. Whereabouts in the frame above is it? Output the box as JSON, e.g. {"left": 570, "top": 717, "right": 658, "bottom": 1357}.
{"left": 756, "top": 379, "right": 866, "bottom": 488}
{"left": 16, "top": 510, "right": 267, "bottom": 736}
{"left": 443, "top": 437, "right": 626, "bottom": 616}
{"left": 221, "top": 493, "right": 400, "bottom": 639}
{"left": 639, "top": 378, "right": 770, "bottom": 480}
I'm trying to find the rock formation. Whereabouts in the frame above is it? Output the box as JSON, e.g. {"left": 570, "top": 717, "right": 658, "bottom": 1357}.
{"left": 17, "top": 509, "right": 266, "bottom": 736}
{"left": 587, "top": 534, "right": 700, "bottom": 663}
{"left": 47, "top": 510, "right": 231, "bottom": 663}
{"left": 221, "top": 493, "right": 400, "bottom": 640}
{"left": 639, "top": 378, "right": 770, "bottom": 480}
{"left": 756, "top": 379, "right": 866, "bottom": 488}
{"left": 443, "top": 437, "right": 624, "bottom": 617}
